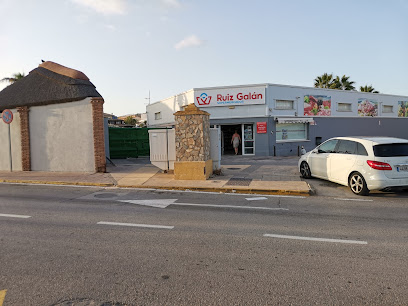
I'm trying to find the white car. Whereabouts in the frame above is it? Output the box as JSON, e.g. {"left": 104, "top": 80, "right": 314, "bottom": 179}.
{"left": 298, "top": 136, "right": 408, "bottom": 195}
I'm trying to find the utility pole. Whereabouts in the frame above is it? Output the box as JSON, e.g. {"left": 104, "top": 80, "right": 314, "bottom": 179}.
{"left": 145, "top": 90, "right": 151, "bottom": 105}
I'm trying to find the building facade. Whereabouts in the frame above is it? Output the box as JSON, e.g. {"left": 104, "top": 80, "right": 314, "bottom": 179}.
{"left": 0, "top": 61, "right": 106, "bottom": 172}
{"left": 147, "top": 84, "right": 408, "bottom": 156}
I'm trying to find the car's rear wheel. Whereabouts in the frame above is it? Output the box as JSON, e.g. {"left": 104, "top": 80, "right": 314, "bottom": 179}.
{"left": 300, "top": 162, "right": 312, "bottom": 178}
{"left": 349, "top": 172, "right": 369, "bottom": 196}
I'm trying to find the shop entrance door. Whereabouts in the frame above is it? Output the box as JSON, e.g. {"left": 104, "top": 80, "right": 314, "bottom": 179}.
{"left": 242, "top": 123, "right": 255, "bottom": 155}
{"left": 221, "top": 124, "right": 241, "bottom": 155}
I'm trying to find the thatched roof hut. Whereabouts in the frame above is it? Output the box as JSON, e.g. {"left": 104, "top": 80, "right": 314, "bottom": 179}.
{"left": 0, "top": 61, "right": 102, "bottom": 111}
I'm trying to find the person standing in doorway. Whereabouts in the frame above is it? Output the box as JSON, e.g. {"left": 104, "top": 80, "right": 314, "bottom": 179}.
{"left": 231, "top": 130, "right": 241, "bottom": 155}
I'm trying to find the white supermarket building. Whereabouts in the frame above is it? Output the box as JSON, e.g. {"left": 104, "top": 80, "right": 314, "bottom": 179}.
{"left": 146, "top": 83, "right": 408, "bottom": 156}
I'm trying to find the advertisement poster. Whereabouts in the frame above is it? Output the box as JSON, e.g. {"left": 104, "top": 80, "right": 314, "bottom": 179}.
{"left": 256, "top": 122, "right": 267, "bottom": 133}
{"left": 398, "top": 101, "right": 408, "bottom": 117}
{"left": 304, "top": 95, "right": 331, "bottom": 116}
{"left": 244, "top": 125, "right": 253, "bottom": 140}
{"left": 358, "top": 99, "right": 378, "bottom": 117}
{"left": 282, "top": 129, "right": 288, "bottom": 139}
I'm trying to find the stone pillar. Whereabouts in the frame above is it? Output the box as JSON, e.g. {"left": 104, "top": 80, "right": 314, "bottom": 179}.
{"left": 17, "top": 106, "right": 31, "bottom": 171}
{"left": 90, "top": 97, "right": 106, "bottom": 173}
{"left": 174, "top": 104, "right": 212, "bottom": 180}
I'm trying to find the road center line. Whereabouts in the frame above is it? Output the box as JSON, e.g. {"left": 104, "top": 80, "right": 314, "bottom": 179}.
{"left": 97, "top": 221, "right": 174, "bottom": 229}
{"left": 263, "top": 234, "right": 368, "bottom": 245}
{"left": 0, "top": 213, "right": 31, "bottom": 219}
{"left": 334, "top": 198, "right": 373, "bottom": 202}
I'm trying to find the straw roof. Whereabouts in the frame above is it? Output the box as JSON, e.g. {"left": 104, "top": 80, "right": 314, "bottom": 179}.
{"left": 0, "top": 61, "right": 102, "bottom": 111}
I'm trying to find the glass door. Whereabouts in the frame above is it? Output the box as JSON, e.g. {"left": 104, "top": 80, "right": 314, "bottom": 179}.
{"left": 242, "top": 124, "right": 255, "bottom": 155}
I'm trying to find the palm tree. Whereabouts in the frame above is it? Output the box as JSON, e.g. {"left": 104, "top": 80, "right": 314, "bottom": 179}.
{"left": 360, "top": 85, "right": 379, "bottom": 93}
{"left": 1, "top": 72, "right": 26, "bottom": 84}
{"left": 332, "top": 75, "right": 356, "bottom": 90}
{"left": 314, "top": 73, "right": 336, "bottom": 89}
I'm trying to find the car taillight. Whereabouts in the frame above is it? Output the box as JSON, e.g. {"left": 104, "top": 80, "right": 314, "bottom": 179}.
{"left": 367, "top": 160, "right": 392, "bottom": 170}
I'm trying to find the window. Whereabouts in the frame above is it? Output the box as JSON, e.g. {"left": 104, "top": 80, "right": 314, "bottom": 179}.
{"left": 318, "top": 139, "right": 338, "bottom": 153}
{"left": 357, "top": 143, "right": 368, "bottom": 156}
{"left": 373, "top": 143, "right": 408, "bottom": 157}
{"left": 336, "top": 140, "right": 357, "bottom": 154}
{"left": 276, "top": 123, "right": 307, "bottom": 141}
{"left": 154, "top": 112, "right": 162, "bottom": 120}
{"left": 383, "top": 105, "right": 393, "bottom": 113}
{"left": 243, "top": 124, "right": 255, "bottom": 155}
{"left": 275, "top": 100, "right": 294, "bottom": 110}
{"left": 334, "top": 140, "right": 368, "bottom": 155}
{"left": 337, "top": 103, "right": 352, "bottom": 112}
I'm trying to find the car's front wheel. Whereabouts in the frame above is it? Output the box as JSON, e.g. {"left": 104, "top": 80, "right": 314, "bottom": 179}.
{"left": 300, "top": 162, "right": 312, "bottom": 178}
{"left": 349, "top": 172, "right": 369, "bottom": 196}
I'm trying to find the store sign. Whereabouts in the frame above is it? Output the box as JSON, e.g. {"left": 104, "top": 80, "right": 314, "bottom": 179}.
{"left": 257, "top": 122, "right": 267, "bottom": 133}
{"left": 194, "top": 87, "right": 265, "bottom": 107}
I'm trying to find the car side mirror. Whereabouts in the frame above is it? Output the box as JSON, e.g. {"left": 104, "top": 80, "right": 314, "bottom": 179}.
{"left": 317, "top": 149, "right": 325, "bottom": 154}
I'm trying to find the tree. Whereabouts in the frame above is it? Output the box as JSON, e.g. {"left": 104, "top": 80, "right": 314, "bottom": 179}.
{"left": 332, "top": 75, "right": 356, "bottom": 90}
{"left": 1, "top": 72, "right": 26, "bottom": 84}
{"left": 314, "top": 73, "right": 356, "bottom": 90}
{"left": 360, "top": 85, "right": 379, "bottom": 93}
{"left": 124, "top": 116, "right": 136, "bottom": 125}
{"left": 314, "top": 73, "right": 336, "bottom": 89}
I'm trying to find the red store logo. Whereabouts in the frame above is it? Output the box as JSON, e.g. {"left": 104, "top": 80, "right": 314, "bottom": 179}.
{"left": 196, "top": 93, "right": 212, "bottom": 105}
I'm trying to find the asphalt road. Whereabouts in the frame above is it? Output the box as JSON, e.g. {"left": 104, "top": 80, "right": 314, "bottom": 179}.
{"left": 0, "top": 184, "right": 407, "bottom": 305}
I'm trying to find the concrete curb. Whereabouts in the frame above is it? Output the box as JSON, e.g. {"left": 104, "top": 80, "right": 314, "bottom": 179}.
{"left": 117, "top": 184, "right": 311, "bottom": 196}
{"left": 0, "top": 179, "right": 311, "bottom": 196}
{"left": 0, "top": 179, "right": 115, "bottom": 188}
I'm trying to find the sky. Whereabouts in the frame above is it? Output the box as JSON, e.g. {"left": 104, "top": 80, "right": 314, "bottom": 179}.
{"left": 1, "top": 0, "right": 407, "bottom": 116}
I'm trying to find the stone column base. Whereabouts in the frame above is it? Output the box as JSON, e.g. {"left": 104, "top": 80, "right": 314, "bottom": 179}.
{"left": 174, "top": 160, "right": 213, "bottom": 180}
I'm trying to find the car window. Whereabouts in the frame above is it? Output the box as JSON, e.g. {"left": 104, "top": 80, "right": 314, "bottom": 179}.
{"left": 336, "top": 140, "right": 357, "bottom": 154}
{"left": 318, "top": 139, "right": 338, "bottom": 153}
{"left": 357, "top": 143, "right": 368, "bottom": 156}
{"left": 373, "top": 143, "right": 408, "bottom": 157}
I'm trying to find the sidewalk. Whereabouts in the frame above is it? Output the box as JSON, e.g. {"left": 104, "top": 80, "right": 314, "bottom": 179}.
{"left": 0, "top": 156, "right": 311, "bottom": 196}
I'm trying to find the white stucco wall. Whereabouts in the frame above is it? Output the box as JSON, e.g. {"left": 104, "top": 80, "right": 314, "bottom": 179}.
{"left": 266, "top": 84, "right": 408, "bottom": 118}
{"left": 0, "top": 109, "right": 22, "bottom": 171}
{"left": 29, "top": 99, "right": 95, "bottom": 172}
{"left": 147, "top": 90, "right": 194, "bottom": 127}
{"left": 147, "top": 84, "right": 408, "bottom": 127}
{"left": 147, "top": 87, "right": 268, "bottom": 126}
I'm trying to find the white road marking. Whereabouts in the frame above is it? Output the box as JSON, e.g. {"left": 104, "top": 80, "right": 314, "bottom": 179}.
{"left": 172, "top": 203, "right": 288, "bottom": 211}
{"left": 97, "top": 221, "right": 174, "bottom": 229}
{"left": 245, "top": 197, "right": 267, "bottom": 201}
{"left": 263, "top": 234, "right": 367, "bottom": 245}
{"left": 0, "top": 213, "right": 31, "bottom": 219}
{"left": 334, "top": 198, "right": 373, "bottom": 202}
{"left": 119, "top": 199, "right": 288, "bottom": 211}
{"left": 119, "top": 199, "right": 177, "bottom": 208}
{"left": 164, "top": 189, "right": 306, "bottom": 198}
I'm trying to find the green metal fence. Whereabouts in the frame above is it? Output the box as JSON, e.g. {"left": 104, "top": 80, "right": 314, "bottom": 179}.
{"left": 108, "top": 127, "right": 150, "bottom": 158}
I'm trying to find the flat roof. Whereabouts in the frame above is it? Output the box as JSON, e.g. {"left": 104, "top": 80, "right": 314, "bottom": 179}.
{"left": 149, "top": 83, "right": 408, "bottom": 106}
{"left": 193, "top": 83, "right": 408, "bottom": 99}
